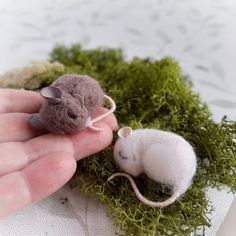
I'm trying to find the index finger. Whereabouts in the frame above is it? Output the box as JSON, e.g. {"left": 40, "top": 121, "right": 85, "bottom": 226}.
{"left": 0, "top": 89, "right": 43, "bottom": 114}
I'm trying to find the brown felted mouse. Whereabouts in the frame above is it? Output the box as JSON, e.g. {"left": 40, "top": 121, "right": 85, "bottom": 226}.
{"left": 29, "top": 74, "right": 116, "bottom": 135}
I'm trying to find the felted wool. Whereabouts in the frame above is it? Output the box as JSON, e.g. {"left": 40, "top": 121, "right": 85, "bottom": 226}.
{"left": 40, "top": 74, "right": 104, "bottom": 134}
{"left": 109, "top": 127, "right": 197, "bottom": 207}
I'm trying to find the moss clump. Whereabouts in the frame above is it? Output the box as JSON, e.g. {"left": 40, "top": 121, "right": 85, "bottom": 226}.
{"left": 0, "top": 61, "right": 64, "bottom": 89}
{"left": 3, "top": 44, "right": 235, "bottom": 235}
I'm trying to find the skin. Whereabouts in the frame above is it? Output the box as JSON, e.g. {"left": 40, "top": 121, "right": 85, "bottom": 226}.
{"left": 0, "top": 88, "right": 118, "bottom": 219}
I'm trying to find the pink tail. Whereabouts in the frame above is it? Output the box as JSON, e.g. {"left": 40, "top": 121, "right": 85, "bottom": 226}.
{"left": 88, "top": 95, "right": 116, "bottom": 131}
{"left": 108, "top": 172, "right": 180, "bottom": 208}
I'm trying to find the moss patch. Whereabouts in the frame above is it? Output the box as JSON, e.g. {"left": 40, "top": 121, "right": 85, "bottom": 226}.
{"left": 0, "top": 61, "right": 64, "bottom": 89}
{"left": 2, "top": 44, "right": 235, "bottom": 235}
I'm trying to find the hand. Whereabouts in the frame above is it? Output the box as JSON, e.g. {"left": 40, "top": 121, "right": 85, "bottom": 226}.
{"left": 0, "top": 89, "right": 117, "bottom": 219}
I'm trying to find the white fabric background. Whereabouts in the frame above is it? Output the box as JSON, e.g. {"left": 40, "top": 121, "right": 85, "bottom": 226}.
{"left": 0, "top": 0, "right": 235, "bottom": 235}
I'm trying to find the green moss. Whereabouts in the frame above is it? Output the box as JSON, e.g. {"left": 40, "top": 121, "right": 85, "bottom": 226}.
{"left": 5, "top": 44, "right": 236, "bottom": 235}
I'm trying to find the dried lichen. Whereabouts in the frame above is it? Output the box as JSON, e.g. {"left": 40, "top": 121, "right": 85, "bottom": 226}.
{"left": 0, "top": 60, "right": 64, "bottom": 88}
{"left": 2, "top": 44, "right": 235, "bottom": 236}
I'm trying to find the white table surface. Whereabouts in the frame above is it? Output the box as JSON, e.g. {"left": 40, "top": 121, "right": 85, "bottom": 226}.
{"left": 0, "top": 0, "right": 235, "bottom": 235}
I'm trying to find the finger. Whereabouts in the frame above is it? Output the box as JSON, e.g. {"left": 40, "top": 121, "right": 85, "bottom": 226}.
{"left": 0, "top": 113, "right": 46, "bottom": 143}
{"left": 70, "top": 122, "right": 113, "bottom": 160}
{"left": 0, "top": 89, "right": 43, "bottom": 114}
{"left": 0, "top": 121, "right": 113, "bottom": 176}
{"left": 0, "top": 136, "right": 73, "bottom": 177}
{"left": 93, "top": 107, "right": 118, "bottom": 131}
{"left": 0, "top": 152, "right": 76, "bottom": 219}
{"left": 0, "top": 108, "right": 116, "bottom": 143}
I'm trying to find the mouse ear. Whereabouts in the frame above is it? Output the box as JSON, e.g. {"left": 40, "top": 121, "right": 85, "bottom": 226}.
{"left": 118, "top": 127, "right": 133, "bottom": 139}
{"left": 40, "top": 86, "right": 63, "bottom": 103}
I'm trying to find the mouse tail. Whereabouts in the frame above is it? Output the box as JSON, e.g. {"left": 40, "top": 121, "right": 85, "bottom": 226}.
{"left": 108, "top": 172, "right": 180, "bottom": 208}
{"left": 89, "top": 95, "right": 116, "bottom": 129}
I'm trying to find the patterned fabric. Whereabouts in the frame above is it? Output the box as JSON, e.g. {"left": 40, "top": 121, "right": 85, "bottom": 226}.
{"left": 0, "top": 0, "right": 235, "bottom": 235}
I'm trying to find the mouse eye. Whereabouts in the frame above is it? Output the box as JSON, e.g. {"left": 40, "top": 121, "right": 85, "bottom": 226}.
{"left": 68, "top": 111, "right": 77, "bottom": 120}
{"left": 118, "top": 151, "right": 128, "bottom": 160}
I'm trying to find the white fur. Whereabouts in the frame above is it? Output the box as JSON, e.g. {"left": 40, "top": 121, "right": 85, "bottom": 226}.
{"left": 111, "top": 128, "right": 197, "bottom": 207}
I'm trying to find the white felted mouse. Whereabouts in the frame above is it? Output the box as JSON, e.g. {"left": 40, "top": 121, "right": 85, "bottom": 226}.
{"left": 108, "top": 127, "right": 197, "bottom": 207}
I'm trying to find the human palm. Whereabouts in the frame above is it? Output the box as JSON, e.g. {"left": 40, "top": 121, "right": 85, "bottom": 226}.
{"left": 0, "top": 89, "right": 117, "bottom": 218}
